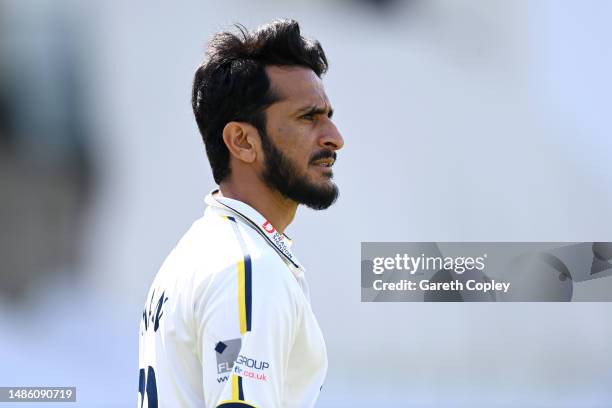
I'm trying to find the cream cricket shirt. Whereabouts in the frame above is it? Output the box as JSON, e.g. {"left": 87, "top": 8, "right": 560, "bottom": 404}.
{"left": 138, "top": 191, "right": 328, "bottom": 408}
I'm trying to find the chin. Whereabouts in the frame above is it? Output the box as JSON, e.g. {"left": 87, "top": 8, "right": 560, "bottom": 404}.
{"left": 311, "top": 178, "right": 334, "bottom": 190}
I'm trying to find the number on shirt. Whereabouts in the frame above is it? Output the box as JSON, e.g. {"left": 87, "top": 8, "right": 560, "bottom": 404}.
{"left": 138, "top": 366, "right": 158, "bottom": 408}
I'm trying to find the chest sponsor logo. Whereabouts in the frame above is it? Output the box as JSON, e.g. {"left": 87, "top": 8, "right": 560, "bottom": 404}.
{"left": 215, "top": 338, "right": 241, "bottom": 375}
{"left": 262, "top": 220, "right": 294, "bottom": 261}
{"left": 262, "top": 221, "right": 276, "bottom": 234}
{"left": 233, "top": 355, "right": 270, "bottom": 382}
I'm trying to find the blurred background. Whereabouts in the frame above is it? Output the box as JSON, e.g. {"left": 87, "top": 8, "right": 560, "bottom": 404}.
{"left": 1, "top": 0, "right": 611, "bottom": 406}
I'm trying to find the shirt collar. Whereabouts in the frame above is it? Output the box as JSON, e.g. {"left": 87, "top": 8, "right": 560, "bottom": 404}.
{"left": 205, "top": 190, "right": 304, "bottom": 271}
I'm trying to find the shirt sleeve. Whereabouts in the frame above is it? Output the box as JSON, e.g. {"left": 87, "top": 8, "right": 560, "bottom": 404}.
{"left": 194, "top": 227, "right": 300, "bottom": 407}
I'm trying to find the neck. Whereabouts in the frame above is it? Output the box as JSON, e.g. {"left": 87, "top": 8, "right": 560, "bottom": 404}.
{"left": 218, "top": 179, "right": 298, "bottom": 234}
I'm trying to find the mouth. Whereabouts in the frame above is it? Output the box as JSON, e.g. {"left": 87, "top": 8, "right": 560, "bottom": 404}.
{"left": 310, "top": 158, "right": 335, "bottom": 168}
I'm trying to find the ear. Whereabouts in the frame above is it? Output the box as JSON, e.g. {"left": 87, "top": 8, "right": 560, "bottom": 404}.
{"left": 222, "top": 121, "right": 258, "bottom": 164}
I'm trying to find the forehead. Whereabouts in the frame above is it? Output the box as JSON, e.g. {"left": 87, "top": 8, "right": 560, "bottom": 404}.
{"left": 265, "top": 65, "right": 329, "bottom": 108}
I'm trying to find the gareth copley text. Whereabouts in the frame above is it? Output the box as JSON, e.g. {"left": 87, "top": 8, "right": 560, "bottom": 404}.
{"left": 372, "top": 253, "right": 487, "bottom": 274}
{"left": 373, "top": 279, "right": 511, "bottom": 294}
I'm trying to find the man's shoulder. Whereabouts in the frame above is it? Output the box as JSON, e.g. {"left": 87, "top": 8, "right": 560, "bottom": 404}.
{"left": 167, "top": 212, "right": 242, "bottom": 274}
{"left": 161, "top": 210, "right": 299, "bottom": 294}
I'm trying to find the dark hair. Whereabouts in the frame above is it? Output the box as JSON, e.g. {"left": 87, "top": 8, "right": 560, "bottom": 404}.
{"left": 191, "top": 19, "right": 328, "bottom": 184}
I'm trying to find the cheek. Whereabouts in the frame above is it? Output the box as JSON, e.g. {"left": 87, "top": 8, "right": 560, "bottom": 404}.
{"left": 274, "top": 125, "right": 312, "bottom": 165}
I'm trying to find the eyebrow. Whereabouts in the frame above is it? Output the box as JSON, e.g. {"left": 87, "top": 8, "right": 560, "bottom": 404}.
{"left": 295, "top": 104, "right": 334, "bottom": 119}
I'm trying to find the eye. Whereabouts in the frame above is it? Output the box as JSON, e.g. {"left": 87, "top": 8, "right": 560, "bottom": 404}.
{"left": 300, "top": 113, "right": 315, "bottom": 121}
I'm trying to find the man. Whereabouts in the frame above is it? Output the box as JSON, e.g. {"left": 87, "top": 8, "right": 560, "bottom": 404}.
{"left": 138, "top": 19, "right": 344, "bottom": 407}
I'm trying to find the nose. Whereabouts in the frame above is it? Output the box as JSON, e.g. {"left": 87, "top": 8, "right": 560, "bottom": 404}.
{"left": 318, "top": 120, "right": 344, "bottom": 151}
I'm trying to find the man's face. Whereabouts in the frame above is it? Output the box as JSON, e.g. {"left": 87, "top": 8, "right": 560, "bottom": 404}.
{"left": 258, "top": 66, "right": 344, "bottom": 210}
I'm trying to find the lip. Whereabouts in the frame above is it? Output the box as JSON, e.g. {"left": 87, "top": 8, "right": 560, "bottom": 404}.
{"left": 310, "top": 162, "right": 333, "bottom": 170}
{"left": 310, "top": 163, "right": 333, "bottom": 177}
{"left": 310, "top": 159, "right": 335, "bottom": 168}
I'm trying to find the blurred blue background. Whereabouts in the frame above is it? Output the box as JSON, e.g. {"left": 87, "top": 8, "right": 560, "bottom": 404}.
{"left": 1, "top": 0, "right": 611, "bottom": 406}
